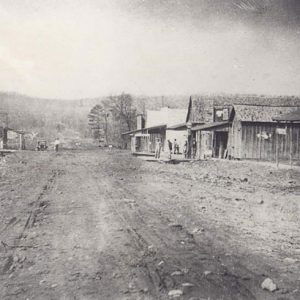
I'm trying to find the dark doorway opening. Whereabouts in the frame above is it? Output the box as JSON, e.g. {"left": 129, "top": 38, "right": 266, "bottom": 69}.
{"left": 214, "top": 132, "right": 228, "bottom": 158}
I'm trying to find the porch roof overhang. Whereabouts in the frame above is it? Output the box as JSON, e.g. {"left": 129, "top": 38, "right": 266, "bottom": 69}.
{"left": 122, "top": 124, "right": 167, "bottom": 135}
{"left": 7, "top": 128, "right": 27, "bottom": 134}
{"left": 134, "top": 133, "right": 150, "bottom": 137}
{"left": 167, "top": 123, "right": 187, "bottom": 130}
{"left": 191, "top": 121, "right": 230, "bottom": 131}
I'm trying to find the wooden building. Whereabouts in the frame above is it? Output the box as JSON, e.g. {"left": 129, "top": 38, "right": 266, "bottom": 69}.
{"left": 228, "top": 105, "right": 300, "bottom": 161}
{"left": 0, "top": 112, "right": 27, "bottom": 150}
{"left": 123, "top": 107, "right": 187, "bottom": 155}
{"left": 0, "top": 128, "right": 26, "bottom": 150}
{"left": 125, "top": 124, "right": 167, "bottom": 154}
{"left": 186, "top": 95, "right": 236, "bottom": 158}
{"left": 273, "top": 109, "right": 300, "bottom": 164}
{"left": 6, "top": 128, "right": 26, "bottom": 150}
{"left": 187, "top": 95, "right": 300, "bottom": 161}
{"left": 0, "top": 127, "right": 7, "bottom": 149}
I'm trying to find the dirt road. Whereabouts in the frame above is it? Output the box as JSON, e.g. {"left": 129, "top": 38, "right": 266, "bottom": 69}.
{"left": 0, "top": 150, "right": 299, "bottom": 300}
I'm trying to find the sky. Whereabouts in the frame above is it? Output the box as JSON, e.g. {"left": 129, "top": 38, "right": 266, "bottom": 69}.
{"left": 0, "top": 0, "right": 299, "bottom": 99}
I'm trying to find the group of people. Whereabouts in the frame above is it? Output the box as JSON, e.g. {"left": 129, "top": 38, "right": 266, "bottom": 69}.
{"left": 167, "top": 139, "right": 179, "bottom": 159}
{"left": 155, "top": 138, "right": 189, "bottom": 160}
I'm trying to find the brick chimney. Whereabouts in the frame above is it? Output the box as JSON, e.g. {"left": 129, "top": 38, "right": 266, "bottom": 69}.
{"left": 136, "top": 114, "right": 145, "bottom": 130}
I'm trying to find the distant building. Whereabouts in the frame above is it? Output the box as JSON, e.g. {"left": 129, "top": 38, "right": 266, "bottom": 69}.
{"left": 0, "top": 112, "right": 8, "bottom": 149}
{"left": 0, "top": 127, "right": 7, "bottom": 149}
{"left": 122, "top": 107, "right": 187, "bottom": 155}
{"left": 6, "top": 128, "right": 26, "bottom": 150}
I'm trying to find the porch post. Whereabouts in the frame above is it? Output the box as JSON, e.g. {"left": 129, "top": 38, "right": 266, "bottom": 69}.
{"left": 187, "top": 122, "right": 192, "bottom": 159}
{"left": 3, "top": 128, "right": 8, "bottom": 149}
{"left": 275, "top": 123, "right": 279, "bottom": 168}
{"left": 289, "top": 122, "right": 293, "bottom": 169}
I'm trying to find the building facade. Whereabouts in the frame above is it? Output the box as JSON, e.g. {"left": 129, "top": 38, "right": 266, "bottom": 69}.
{"left": 187, "top": 95, "right": 300, "bottom": 161}
{"left": 123, "top": 107, "right": 187, "bottom": 155}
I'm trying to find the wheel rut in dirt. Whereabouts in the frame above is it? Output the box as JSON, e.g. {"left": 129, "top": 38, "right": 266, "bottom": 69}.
{"left": 1, "top": 150, "right": 299, "bottom": 300}
{"left": 106, "top": 181, "right": 256, "bottom": 299}
{"left": 1, "top": 165, "right": 65, "bottom": 276}
{"left": 23, "top": 169, "right": 65, "bottom": 233}
{"left": 91, "top": 154, "right": 258, "bottom": 300}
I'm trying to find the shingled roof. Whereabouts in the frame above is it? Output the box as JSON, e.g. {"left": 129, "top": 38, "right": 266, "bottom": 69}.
{"left": 186, "top": 95, "right": 300, "bottom": 124}
{"left": 233, "top": 105, "right": 300, "bottom": 122}
{"left": 185, "top": 96, "right": 214, "bottom": 124}
{"left": 272, "top": 110, "right": 300, "bottom": 122}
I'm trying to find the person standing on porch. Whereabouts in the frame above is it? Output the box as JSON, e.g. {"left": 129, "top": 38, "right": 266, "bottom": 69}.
{"left": 183, "top": 140, "right": 187, "bottom": 158}
{"left": 173, "top": 139, "right": 179, "bottom": 154}
{"left": 155, "top": 138, "right": 162, "bottom": 159}
{"left": 167, "top": 139, "right": 173, "bottom": 159}
{"left": 192, "top": 138, "right": 197, "bottom": 159}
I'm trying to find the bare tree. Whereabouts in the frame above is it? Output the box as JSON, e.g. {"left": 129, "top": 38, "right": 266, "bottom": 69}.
{"left": 104, "top": 93, "right": 136, "bottom": 132}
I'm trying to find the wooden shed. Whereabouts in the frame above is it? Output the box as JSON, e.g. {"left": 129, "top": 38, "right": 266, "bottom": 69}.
{"left": 228, "top": 105, "right": 300, "bottom": 161}
{"left": 272, "top": 109, "right": 300, "bottom": 165}
{"left": 6, "top": 128, "right": 26, "bottom": 150}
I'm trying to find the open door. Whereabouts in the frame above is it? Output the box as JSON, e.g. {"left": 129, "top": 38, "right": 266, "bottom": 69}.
{"left": 214, "top": 132, "right": 228, "bottom": 158}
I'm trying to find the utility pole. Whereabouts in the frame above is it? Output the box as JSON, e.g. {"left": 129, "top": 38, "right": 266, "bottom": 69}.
{"left": 0, "top": 111, "right": 8, "bottom": 149}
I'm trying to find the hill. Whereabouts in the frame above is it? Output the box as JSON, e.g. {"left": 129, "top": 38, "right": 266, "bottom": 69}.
{"left": 1, "top": 91, "right": 299, "bottom": 149}
{"left": 0, "top": 92, "right": 101, "bottom": 139}
{"left": 0, "top": 92, "right": 189, "bottom": 139}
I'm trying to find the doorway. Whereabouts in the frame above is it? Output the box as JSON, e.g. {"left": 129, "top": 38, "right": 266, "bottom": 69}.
{"left": 214, "top": 131, "right": 228, "bottom": 158}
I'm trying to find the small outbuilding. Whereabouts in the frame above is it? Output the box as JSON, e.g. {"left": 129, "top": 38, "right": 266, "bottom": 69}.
{"left": 272, "top": 109, "right": 300, "bottom": 165}
{"left": 228, "top": 104, "right": 300, "bottom": 161}
{"left": 6, "top": 128, "right": 26, "bottom": 150}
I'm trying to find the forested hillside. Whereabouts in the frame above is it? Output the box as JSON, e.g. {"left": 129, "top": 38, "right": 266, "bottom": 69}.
{"left": 0, "top": 92, "right": 188, "bottom": 133}
{"left": 0, "top": 92, "right": 100, "bottom": 138}
{"left": 1, "top": 91, "right": 299, "bottom": 149}
{"left": 0, "top": 92, "right": 189, "bottom": 148}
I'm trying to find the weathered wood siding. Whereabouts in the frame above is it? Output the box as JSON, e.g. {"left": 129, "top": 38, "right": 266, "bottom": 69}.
{"left": 195, "top": 130, "right": 200, "bottom": 159}
{"left": 196, "top": 131, "right": 213, "bottom": 159}
{"left": 229, "top": 120, "right": 242, "bottom": 159}
{"left": 241, "top": 122, "right": 300, "bottom": 161}
{"left": 131, "top": 136, "right": 135, "bottom": 152}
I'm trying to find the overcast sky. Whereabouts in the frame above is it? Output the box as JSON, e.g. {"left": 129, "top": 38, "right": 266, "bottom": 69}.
{"left": 0, "top": 0, "right": 299, "bottom": 98}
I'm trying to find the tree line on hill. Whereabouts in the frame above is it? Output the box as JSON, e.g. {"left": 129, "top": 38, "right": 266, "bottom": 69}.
{"left": 1, "top": 91, "right": 299, "bottom": 149}
{"left": 0, "top": 92, "right": 188, "bottom": 148}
